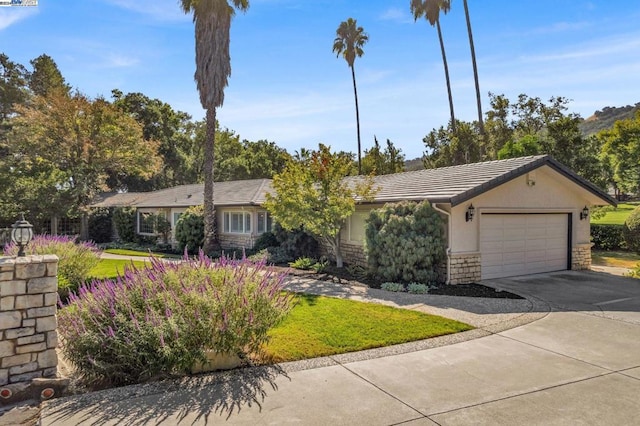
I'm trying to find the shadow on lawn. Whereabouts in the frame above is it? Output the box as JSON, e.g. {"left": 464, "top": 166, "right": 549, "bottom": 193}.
{"left": 43, "top": 365, "right": 288, "bottom": 425}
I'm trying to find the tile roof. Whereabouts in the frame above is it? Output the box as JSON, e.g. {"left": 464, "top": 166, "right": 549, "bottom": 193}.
{"left": 90, "top": 156, "right": 615, "bottom": 209}
{"left": 90, "top": 179, "right": 273, "bottom": 208}
{"left": 363, "top": 155, "right": 615, "bottom": 206}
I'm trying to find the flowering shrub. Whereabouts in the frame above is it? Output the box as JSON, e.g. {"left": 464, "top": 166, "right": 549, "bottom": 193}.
{"left": 58, "top": 252, "right": 293, "bottom": 387}
{"left": 4, "top": 234, "right": 101, "bottom": 299}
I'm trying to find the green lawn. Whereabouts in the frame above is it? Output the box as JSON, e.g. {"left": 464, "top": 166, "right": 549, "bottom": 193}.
{"left": 262, "top": 294, "right": 473, "bottom": 363}
{"left": 87, "top": 259, "right": 473, "bottom": 363}
{"left": 591, "top": 203, "right": 639, "bottom": 225}
{"left": 89, "top": 258, "right": 149, "bottom": 279}
{"left": 592, "top": 250, "right": 640, "bottom": 269}
{"left": 104, "top": 248, "right": 181, "bottom": 259}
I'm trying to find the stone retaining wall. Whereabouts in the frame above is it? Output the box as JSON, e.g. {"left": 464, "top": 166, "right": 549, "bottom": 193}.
{"left": 0, "top": 255, "right": 67, "bottom": 404}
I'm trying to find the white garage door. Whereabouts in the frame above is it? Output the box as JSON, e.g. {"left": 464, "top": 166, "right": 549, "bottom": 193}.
{"left": 480, "top": 214, "right": 569, "bottom": 280}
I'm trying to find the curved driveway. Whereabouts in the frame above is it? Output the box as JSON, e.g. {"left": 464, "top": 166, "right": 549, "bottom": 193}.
{"left": 41, "top": 270, "right": 640, "bottom": 425}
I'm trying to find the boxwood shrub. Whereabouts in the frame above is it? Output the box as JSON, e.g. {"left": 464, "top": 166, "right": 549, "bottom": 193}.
{"left": 591, "top": 224, "right": 625, "bottom": 250}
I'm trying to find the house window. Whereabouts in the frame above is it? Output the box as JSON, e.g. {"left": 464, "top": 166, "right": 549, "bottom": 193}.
{"left": 138, "top": 212, "right": 156, "bottom": 234}
{"left": 223, "top": 212, "right": 251, "bottom": 234}
{"left": 257, "top": 211, "right": 273, "bottom": 234}
{"left": 173, "top": 212, "right": 182, "bottom": 227}
{"left": 349, "top": 212, "right": 368, "bottom": 242}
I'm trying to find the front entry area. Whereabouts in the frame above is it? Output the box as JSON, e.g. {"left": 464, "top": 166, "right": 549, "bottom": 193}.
{"left": 480, "top": 213, "right": 569, "bottom": 279}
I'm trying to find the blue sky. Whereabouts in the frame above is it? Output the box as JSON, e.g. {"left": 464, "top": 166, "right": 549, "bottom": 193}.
{"left": 2, "top": 1, "right": 640, "bottom": 159}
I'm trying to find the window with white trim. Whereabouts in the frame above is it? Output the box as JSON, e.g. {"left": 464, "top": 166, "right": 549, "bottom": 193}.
{"left": 138, "top": 211, "right": 156, "bottom": 234}
{"left": 223, "top": 211, "right": 252, "bottom": 234}
{"left": 257, "top": 211, "right": 273, "bottom": 234}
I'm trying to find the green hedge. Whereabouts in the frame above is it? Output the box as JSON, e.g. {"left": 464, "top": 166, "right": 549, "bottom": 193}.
{"left": 591, "top": 224, "right": 625, "bottom": 250}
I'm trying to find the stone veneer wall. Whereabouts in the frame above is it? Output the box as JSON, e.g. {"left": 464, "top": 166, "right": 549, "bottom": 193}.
{"left": 0, "top": 255, "right": 68, "bottom": 404}
{"left": 448, "top": 252, "right": 481, "bottom": 285}
{"left": 219, "top": 234, "right": 254, "bottom": 250}
{"left": 571, "top": 244, "right": 592, "bottom": 270}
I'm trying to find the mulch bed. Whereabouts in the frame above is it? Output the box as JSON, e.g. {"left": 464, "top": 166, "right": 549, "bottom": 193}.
{"left": 271, "top": 265, "right": 523, "bottom": 299}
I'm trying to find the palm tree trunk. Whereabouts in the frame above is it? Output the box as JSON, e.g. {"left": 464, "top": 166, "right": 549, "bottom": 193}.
{"left": 436, "top": 20, "right": 456, "bottom": 133}
{"left": 203, "top": 107, "right": 220, "bottom": 254}
{"left": 351, "top": 64, "right": 362, "bottom": 175}
{"left": 464, "top": 0, "right": 484, "bottom": 135}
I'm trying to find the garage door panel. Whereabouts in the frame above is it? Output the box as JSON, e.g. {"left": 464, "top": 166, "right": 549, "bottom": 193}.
{"left": 481, "top": 214, "right": 568, "bottom": 280}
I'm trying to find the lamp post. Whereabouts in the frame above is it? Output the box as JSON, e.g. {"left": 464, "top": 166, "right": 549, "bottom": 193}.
{"left": 11, "top": 214, "right": 33, "bottom": 257}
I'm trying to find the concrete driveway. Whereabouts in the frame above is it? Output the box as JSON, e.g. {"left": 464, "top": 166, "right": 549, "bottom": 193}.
{"left": 40, "top": 271, "right": 640, "bottom": 425}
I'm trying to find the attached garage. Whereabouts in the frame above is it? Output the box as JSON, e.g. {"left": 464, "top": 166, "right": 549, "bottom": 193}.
{"left": 480, "top": 213, "right": 569, "bottom": 279}
{"left": 357, "top": 155, "right": 617, "bottom": 284}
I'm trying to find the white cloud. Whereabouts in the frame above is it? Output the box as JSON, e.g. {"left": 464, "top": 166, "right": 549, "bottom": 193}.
{"left": 103, "top": 53, "right": 140, "bottom": 68}
{"left": 379, "top": 7, "right": 413, "bottom": 24}
{"left": 103, "top": 0, "right": 189, "bottom": 22}
{"left": 0, "top": 7, "right": 37, "bottom": 31}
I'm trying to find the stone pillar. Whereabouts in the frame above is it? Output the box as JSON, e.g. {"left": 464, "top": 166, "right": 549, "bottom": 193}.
{"left": 0, "top": 255, "right": 68, "bottom": 404}
{"left": 572, "top": 243, "right": 592, "bottom": 270}
{"left": 448, "top": 252, "right": 481, "bottom": 284}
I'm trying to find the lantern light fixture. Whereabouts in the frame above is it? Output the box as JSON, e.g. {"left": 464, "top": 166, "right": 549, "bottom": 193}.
{"left": 11, "top": 213, "right": 33, "bottom": 257}
{"left": 465, "top": 204, "right": 476, "bottom": 222}
{"left": 580, "top": 206, "right": 589, "bottom": 221}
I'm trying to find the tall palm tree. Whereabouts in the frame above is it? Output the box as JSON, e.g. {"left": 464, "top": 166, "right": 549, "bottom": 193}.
{"left": 411, "top": 0, "right": 456, "bottom": 132}
{"left": 463, "top": 0, "right": 484, "bottom": 135}
{"left": 180, "top": 0, "right": 249, "bottom": 253}
{"left": 333, "top": 18, "right": 368, "bottom": 175}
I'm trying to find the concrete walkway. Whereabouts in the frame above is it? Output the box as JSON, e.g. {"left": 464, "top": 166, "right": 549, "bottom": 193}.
{"left": 37, "top": 269, "right": 640, "bottom": 425}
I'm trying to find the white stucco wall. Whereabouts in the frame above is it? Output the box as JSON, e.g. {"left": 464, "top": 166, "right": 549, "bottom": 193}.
{"left": 449, "top": 165, "right": 606, "bottom": 253}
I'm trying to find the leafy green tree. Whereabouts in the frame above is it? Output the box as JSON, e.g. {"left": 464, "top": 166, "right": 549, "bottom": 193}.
{"left": 264, "top": 144, "right": 376, "bottom": 267}
{"left": 362, "top": 136, "right": 405, "bottom": 175}
{"left": 497, "top": 135, "right": 542, "bottom": 159}
{"left": 29, "top": 54, "right": 70, "bottom": 97}
{"left": 0, "top": 54, "right": 29, "bottom": 139}
{"left": 599, "top": 111, "right": 640, "bottom": 195}
{"left": 6, "top": 91, "right": 160, "bottom": 223}
{"left": 111, "top": 90, "right": 197, "bottom": 190}
{"left": 180, "top": 0, "right": 250, "bottom": 253}
{"left": 423, "top": 120, "right": 482, "bottom": 168}
{"left": 333, "top": 17, "right": 369, "bottom": 175}
{"left": 411, "top": 0, "right": 455, "bottom": 131}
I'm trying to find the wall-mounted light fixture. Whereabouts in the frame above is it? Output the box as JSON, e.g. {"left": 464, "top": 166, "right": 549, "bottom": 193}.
{"left": 580, "top": 206, "right": 589, "bottom": 221}
{"left": 11, "top": 213, "right": 33, "bottom": 257}
{"left": 465, "top": 204, "right": 475, "bottom": 222}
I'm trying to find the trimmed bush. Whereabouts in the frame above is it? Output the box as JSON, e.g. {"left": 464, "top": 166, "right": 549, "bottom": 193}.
{"left": 253, "top": 231, "right": 278, "bottom": 252}
{"left": 88, "top": 208, "right": 113, "bottom": 244}
{"left": 273, "top": 224, "right": 318, "bottom": 260}
{"left": 4, "top": 235, "right": 101, "bottom": 299}
{"left": 58, "top": 253, "right": 293, "bottom": 387}
{"left": 365, "top": 201, "right": 446, "bottom": 286}
{"left": 591, "top": 224, "right": 625, "bottom": 250}
{"left": 381, "top": 282, "right": 405, "bottom": 292}
{"left": 407, "top": 283, "right": 429, "bottom": 294}
{"left": 623, "top": 206, "right": 640, "bottom": 253}
{"left": 112, "top": 207, "right": 136, "bottom": 243}
{"left": 175, "top": 205, "right": 204, "bottom": 253}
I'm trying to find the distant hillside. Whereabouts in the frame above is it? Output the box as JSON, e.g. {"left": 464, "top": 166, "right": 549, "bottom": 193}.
{"left": 579, "top": 103, "right": 640, "bottom": 135}
{"left": 405, "top": 157, "right": 424, "bottom": 171}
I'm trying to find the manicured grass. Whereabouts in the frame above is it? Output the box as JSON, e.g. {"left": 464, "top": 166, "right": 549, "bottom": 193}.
{"left": 591, "top": 203, "right": 639, "bottom": 225}
{"left": 262, "top": 294, "right": 473, "bottom": 363}
{"left": 89, "top": 258, "right": 149, "bottom": 279}
{"left": 104, "top": 248, "right": 181, "bottom": 259}
{"left": 591, "top": 250, "right": 640, "bottom": 269}
{"left": 86, "top": 259, "right": 473, "bottom": 363}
